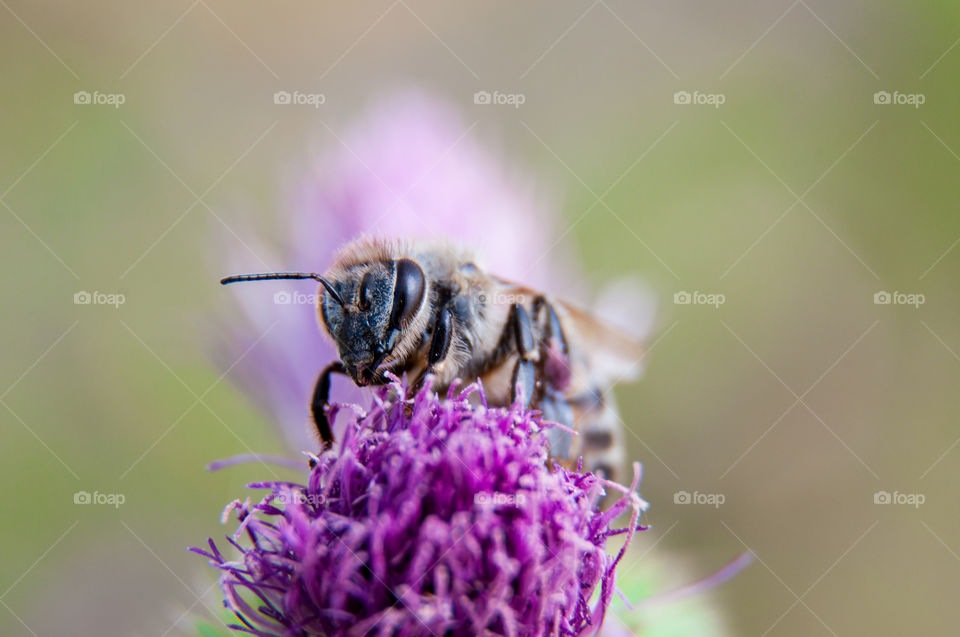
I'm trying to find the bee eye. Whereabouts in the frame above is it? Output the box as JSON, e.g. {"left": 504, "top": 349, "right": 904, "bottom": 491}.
{"left": 359, "top": 272, "right": 375, "bottom": 310}
{"left": 389, "top": 259, "right": 425, "bottom": 330}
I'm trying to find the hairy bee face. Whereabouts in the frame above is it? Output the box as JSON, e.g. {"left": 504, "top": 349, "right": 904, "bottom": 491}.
{"left": 320, "top": 259, "right": 426, "bottom": 386}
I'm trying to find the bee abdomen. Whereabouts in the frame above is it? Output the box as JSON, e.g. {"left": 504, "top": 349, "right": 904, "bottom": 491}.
{"left": 541, "top": 385, "right": 625, "bottom": 481}
{"left": 583, "top": 430, "right": 613, "bottom": 450}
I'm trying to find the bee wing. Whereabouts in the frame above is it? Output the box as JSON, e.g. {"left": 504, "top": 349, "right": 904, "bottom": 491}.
{"left": 554, "top": 300, "right": 646, "bottom": 387}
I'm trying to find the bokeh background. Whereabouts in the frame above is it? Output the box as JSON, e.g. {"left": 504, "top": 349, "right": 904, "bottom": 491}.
{"left": 2, "top": 2, "right": 959, "bottom": 635}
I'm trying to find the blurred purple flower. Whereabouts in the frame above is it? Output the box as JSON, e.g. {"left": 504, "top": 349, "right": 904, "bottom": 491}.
{"left": 193, "top": 377, "right": 646, "bottom": 637}
{"left": 216, "top": 91, "right": 576, "bottom": 451}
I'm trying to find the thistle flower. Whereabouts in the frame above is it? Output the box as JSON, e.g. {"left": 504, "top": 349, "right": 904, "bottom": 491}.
{"left": 193, "top": 377, "right": 646, "bottom": 637}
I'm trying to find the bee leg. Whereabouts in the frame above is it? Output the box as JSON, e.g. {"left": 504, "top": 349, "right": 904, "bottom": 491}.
{"left": 533, "top": 297, "right": 568, "bottom": 353}
{"left": 310, "top": 361, "right": 345, "bottom": 449}
{"left": 509, "top": 304, "right": 539, "bottom": 409}
{"left": 541, "top": 391, "right": 575, "bottom": 459}
{"left": 411, "top": 304, "right": 453, "bottom": 394}
{"left": 533, "top": 297, "right": 621, "bottom": 479}
{"left": 532, "top": 297, "right": 572, "bottom": 390}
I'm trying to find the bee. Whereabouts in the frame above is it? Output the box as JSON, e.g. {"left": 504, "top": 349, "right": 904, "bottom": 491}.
{"left": 221, "top": 237, "right": 644, "bottom": 478}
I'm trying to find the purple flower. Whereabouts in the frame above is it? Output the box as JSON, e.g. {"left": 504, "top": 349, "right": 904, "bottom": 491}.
{"left": 193, "top": 377, "right": 646, "bottom": 637}
{"left": 215, "top": 90, "right": 578, "bottom": 452}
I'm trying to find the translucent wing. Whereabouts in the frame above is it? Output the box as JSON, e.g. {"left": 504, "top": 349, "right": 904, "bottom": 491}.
{"left": 553, "top": 300, "right": 645, "bottom": 390}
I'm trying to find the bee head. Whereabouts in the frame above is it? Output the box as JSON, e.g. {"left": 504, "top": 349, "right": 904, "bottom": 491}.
{"left": 219, "top": 259, "right": 427, "bottom": 387}
{"left": 320, "top": 258, "right": 426, "bottom": 385}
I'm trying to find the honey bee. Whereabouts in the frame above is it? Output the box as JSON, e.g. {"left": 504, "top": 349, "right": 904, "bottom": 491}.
{"left": 221, "top": 237, "right": 644, "bottom": 478}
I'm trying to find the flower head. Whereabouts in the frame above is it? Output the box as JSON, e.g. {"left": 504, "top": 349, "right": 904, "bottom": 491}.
{"left": 194, "top": 377, "right": 646, "bottom": 637}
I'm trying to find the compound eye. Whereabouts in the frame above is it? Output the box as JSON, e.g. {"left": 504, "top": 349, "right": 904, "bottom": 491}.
{"left": 389, "top": 259, "right": 425, "bottom": 329}
{"left": 359, "top": 272, "right": 375, "bottom": 310}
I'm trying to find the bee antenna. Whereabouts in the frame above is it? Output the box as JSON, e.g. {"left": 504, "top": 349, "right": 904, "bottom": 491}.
{"left": 220, "top": 272, "right": 344, "bottom": 307}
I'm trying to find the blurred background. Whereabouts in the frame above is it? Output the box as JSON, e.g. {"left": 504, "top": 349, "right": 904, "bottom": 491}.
{"left": 2, "top": 1, "right": 959, "bottom": 635}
